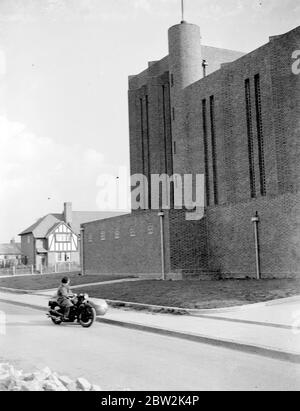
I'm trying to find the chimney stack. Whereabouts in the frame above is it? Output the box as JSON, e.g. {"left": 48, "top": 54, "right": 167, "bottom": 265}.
{"left": 64, "top": 202, "right": 72, "bottom": 225}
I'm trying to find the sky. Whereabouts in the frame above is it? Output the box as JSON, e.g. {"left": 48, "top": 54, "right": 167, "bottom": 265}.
{"left": 0, "top": 0, "right": 299, "bottom": 243}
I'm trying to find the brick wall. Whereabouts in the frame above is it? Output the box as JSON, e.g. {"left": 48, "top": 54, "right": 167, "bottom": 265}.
{"left": 269, "top": 27, "right": 300, "bottom": 194}
{"left": 185, "top": 38, "right": 281, "bottom": 206}
{"left": 206, "top": 192, "right": 300, "bottom": 278}
{"left": 168, "top": 210, "right": 209, "bottom": 272}
{"left": 82, "top": 211, "right": 169, "bottom": 275}
{"left": 129, "top": 72, "right": 173, "bottom": 209}
{"left": 181, "top": 27, "right": 300, "bottom": 278}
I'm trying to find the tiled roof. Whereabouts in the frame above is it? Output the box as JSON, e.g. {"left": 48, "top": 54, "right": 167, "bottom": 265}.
{"left": 0, "top": 243, "right": 21, "bottom": 256}
{"left": 19, "top": 211, "right": 125, "bottom": 238}
{"left": 19, "top": 214, "right": 63, "bottom": 237}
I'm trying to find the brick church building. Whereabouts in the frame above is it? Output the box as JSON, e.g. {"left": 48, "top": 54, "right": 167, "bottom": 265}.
{"left": 82, "top": 20, "right": 300, "bottom": 279}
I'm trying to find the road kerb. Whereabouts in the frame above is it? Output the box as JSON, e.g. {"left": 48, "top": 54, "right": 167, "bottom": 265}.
{"left": 1, "top": 297, "right": 300, "bottom": 365}
{"left": 97, "top": 317, "right": 300, "bottom": 364}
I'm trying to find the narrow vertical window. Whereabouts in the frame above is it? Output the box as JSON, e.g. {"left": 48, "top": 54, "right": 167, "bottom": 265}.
{"left": 172, "top": 107, "right": 175, "bottom": 121}
{"left": 210, "top": 95, "right": 218, "bottom": 205}
{"left": 145, "top": 95, "right": 152, "bottom": 209}
{"left": 254, "top": 74, "right": 266, "bottom": 196}
{"left": 162, "top": 85, "right": 168, "bottom": 174}
{"left": 140, "top": 98, "right": 145, "bottom": 177}
{"left": 245, "top": 79, "right": 256, "bottom": 198}
{"left": 202, "top": 99, "right": 210, "bottom": 207}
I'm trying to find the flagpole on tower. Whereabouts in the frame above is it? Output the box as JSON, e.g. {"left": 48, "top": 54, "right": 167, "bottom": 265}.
{"left": 181, "top": 0, "right": 185, "bottom": 23}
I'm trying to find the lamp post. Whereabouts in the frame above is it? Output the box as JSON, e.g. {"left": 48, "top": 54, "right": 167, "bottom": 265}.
{"left": 158, "top": 211, "right": 166, "bottom": 281}
{"left": 80, "top": 226, "right": 85, "bottom": 276}
{"left": 252, "top": 212, "right": 261, "bottom": 280}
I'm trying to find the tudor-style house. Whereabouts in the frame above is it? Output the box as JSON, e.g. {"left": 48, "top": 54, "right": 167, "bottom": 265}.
{"left": 19, "top": 202, "right": 122, "bottom": 269}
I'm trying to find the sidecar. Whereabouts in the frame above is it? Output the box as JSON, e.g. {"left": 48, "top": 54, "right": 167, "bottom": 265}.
{"left": 89, "top": 299, "right": 109, "bottom": 316}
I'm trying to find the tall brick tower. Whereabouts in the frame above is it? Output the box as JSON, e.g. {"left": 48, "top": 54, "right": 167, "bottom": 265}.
{"left": 168, "top": 22, "right": 202, "bottom": 175}
{"left": 82, "top": 7, "right": 300, "bottom": 279}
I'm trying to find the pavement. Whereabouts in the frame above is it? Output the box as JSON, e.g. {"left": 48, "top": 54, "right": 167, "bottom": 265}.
{"left": 0, "top": 290, "right": 300, "bottom": 364}
{"left": 1, "top": 301, "right": 300, "bottom": 390}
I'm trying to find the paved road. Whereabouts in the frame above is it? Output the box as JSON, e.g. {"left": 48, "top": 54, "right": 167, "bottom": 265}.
{"left": 1, "top": 302, "right": 300, "bottom": 391}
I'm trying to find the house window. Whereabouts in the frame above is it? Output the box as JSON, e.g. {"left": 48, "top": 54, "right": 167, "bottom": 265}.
{"left": 172, "top": 107, "right": 175, "bottom": 121}
{"left": 27, "top": 236, "right": 31, "bottom": 244}
{"left": 147, "top": 224, "right": 154, "bottom": 235}
{"left": 56, "top": 252, "right": 71, "bottom": 262}
{"left": 100, "top": 230, "right": 106, "bottom": 241}
{"left": 88, "top": 233, "right": 93, "bottom": 243}
{"left": 114, "top": 229, "right": 120, "bottom": 240}
{"left": 129, "top": 227, "right": 136, "bottom": 237}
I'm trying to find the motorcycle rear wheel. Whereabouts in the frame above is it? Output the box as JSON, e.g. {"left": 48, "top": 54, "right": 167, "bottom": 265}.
{"left": 79, "top": 307, "right": 96, "bottom": 328}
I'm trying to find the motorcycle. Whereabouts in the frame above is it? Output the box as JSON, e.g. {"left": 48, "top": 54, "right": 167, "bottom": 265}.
{"left": 47, "top": 293, "right": 98, "bottom": 328}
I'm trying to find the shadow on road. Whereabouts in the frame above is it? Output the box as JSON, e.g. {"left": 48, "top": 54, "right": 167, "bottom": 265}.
{"left": 5, "top": 321, "right": 81, "bottom": 328}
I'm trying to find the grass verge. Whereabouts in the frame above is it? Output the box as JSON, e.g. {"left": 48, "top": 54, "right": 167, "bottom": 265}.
{"left": 82, "top": 278, "right": 300, "bottom": 309}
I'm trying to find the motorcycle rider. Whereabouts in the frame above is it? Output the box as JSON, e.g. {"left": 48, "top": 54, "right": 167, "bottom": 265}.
{"left": 57, "top": 276, "right": 74, "bottom": 320}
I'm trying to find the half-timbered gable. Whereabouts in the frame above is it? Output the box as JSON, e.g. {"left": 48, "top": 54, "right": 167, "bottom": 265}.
{"left": 47, "top": 222, "right": 78, "bottom": 264}
{"left": 47, "top": 223, "right": 78, "bottom": 253}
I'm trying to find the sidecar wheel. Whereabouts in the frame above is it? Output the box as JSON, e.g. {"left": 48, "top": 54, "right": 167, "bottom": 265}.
{"left": 51, "top": 317, "right": 62, "bottom": 325}
{"left": 79, "top": 307, "right": 96, "bottom": 328}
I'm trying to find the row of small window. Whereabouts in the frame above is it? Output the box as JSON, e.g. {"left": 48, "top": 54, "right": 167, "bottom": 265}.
{"left": 87, "top": 224, "right": 154, "bottom": 243}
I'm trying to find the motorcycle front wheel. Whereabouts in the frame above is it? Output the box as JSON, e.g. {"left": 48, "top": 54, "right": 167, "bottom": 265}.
{"left": 78, "top": 306, "right": 96, "bottom": 328}
{"left": 51, "top": 317, "right": 62, "bottom": 325}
